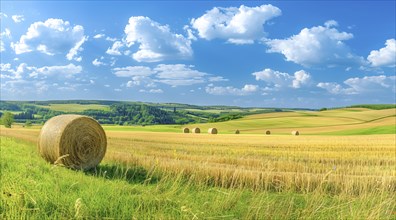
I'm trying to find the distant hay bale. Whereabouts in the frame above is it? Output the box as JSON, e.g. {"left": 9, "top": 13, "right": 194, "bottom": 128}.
{"left": 182, "top": 127, "right": 189, "bottom": 133}
{"left": 291, "top": 130, "right": 300, "bottom": 136}
{"left": 235, "top": 129, "right": 240, "bottom": 134}
{"left": 192, "top": 127, "right": 200, "bottom": 133}
{"left": 265, "top": 130, "right": 271, "bottom": 135}
{"left": 38, "top": 114, "right": 107, "bottom": 170}
{"left": 208, "top": 128, "right": 218, "bottom": 134}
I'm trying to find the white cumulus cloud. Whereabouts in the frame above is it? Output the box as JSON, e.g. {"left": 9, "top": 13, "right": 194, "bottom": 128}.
{"left": 113, "top": 64, "right": 225, "bottom": 87}
{"left": 92, "top": 58, "right": 105, "bottom": 67}
{"left": 124, "top": 16, "right": 192, "bottom": 62}
{"left": 252, "top": 68, "right": 311, "bottom": 88}
{"left": 317, "top": 75, "right": 396, "bottom": 94}
{"left": 205, "top": 84, "right": 259, "bottom": 95}
{"left": 11, "top": 15, "right": 24, "bottom": 23}
{"left": 106, "top": 41, "right": 123, "bottom": 55}
{"left": 113, "top": 66, "right": 154, "bottom": 77}
{"left": 367, "top": 39, "right": 396, "bottom": 67}
{"left": 1, "top": 28, "right": 11, "bottom": 38}
{"left": 139, "top": 88, "right": 164, "bottom": 93}
{"left": 266, "top": 21, "right": 356, "bottom": 67}
{"left": 154, "top": 64, "right": 207, "bottom": 86}
{"left": 1, "top": 41, "right": 5, "bottom": 52}
{"left": 191, "top": 4, "right": 281, "bottom": 44}
{"left": 93, "top": 34, "right": 105, "bottom": 39}
{"left": 30, "top": 63, "right": 82, "bottom": 78}
{"left": 11, "top": 18, "right": 87, "bottom": 61}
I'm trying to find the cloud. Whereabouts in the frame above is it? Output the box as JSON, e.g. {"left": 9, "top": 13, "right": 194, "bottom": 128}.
{"left": 106, "top": 41, "right": 123, "bottom": 55}
{"left": 1, "top": 63, "right": 82, "bottom": 80}
{"left": 1, "top": 63, "right": 29, "bottom": 79}
{"left": 317, "top": 82, "right": 356, "bottom": 95}
{"left": 1, "top": 79, "right": 50, "bottom": 96}
{"left": 11, "top": 18, "right": 87, "bottom": 61}
{"left": 205, "top": 84, "right": 259, "bottom": 95}
{"left": 106, "top": 36, "right": 117, "bottom": 42}
{"left": 126, "top": 76, "right": 156, "bottom": 88}
{"left": 93, "top": 34, "right": 105, "bottom": 39}
{"left": 30, "top": 63, "right": 82, "bottom": 78}
{"left": 292, "top": 70, "right": 311, "bottom": 88}
{"left": 317, "top": 75, "right": 396, "bottom": 94}
{"left": 266, "top": 21, "right": 356, "bottom": 67}
{"left": 367, "top": 39, "right": 396, "bottom": 67}
{"left": 113, "top": 66, "right": 154, "bottom": 77}
{"left": 1, "top": 28, "right": 11, "bottom": 38}
{"left": 92, "top": 58, "right": 105, "bottom": 66}
{"left": 113, "top": 64, "right": 224, "bottom": 87}
{"left": 190, "top": 4, "right": 281, "bottom": 44}
{"left": 11, "top": 15, "right": 24, "bottom": 23}
{"left": 252, "top": 68, "right": 311, "bottom": 88}
{"left": 154, "top": 64, "right": 208, "bottom": 86}
{"left": 208, "top": 76, "right": 229, "bottom": 82}
{"left": 1, "top": 41, "right": 4, "bottom": 52}
{"left": 124, "top": 16, "right": 192, "bottom": 62}
{"left": 139, "top": 88, "right": 163, "bottom": 93}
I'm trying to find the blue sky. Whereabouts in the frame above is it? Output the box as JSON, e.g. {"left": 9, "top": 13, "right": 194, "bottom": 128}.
{"left": 1, "top": 1, "right": 395, "bottom": 108}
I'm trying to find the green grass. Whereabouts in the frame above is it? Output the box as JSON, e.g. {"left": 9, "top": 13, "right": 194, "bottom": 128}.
{"left": 1, "top": 137, "right": 395, "bottom": 219}
{"left": 347, "top": 104, "right": 396, "bottom": 110}
{"left": 100, "top": 108, "right": 396, "bottom": 135}
{"left": 38, "top": 104, "right": 109, "bottom": 112}
{"left": 320, "top": 125, "right": 396, "bottom": 135}
{"left": 103, "top": 125, "right": 181, "bottom": 132}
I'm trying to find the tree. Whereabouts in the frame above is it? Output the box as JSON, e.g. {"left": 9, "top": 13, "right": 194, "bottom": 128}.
{"left": 1, "top": 112, "right": 14, "bottom": 128}
{"left": 25, "top": 120, "right": 32, "bottom": 127}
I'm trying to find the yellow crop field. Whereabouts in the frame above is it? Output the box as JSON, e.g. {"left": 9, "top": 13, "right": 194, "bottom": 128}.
{"left": 1, "top": 108, "right": 395, "bottom": 218}
{"left": 2, "top": 126, "right": 395, "bottom": 194}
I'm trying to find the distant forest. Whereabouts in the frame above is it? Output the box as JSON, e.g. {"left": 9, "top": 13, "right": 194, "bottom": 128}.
{"left": 0, "top": 100, "right": 278, "bottom": 125}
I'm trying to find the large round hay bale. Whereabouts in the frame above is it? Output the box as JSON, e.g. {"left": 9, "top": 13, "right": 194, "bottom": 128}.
{"left": 208, "top": 128, "right": 218, "bottom": 134}
{"left": 265, "top": 130, "right": 271, "bottom": 135}
{"left": 291, "top": 130, "right": 300, "bottom": 136}
{"left": 38, "top": 114, "right": 107, "bottom": 170}
{"left": 192, "top": 127, "right": 200, "bottom": 133}
{"left": 235, "top": 129, "right": 240, "bottom": 134}
{"left": 182, "top": 127, "right": 189, "bottom": 133}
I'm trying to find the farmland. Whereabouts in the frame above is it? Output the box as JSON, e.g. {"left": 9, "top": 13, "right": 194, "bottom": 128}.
{"left": 38, "top": 103, "right": 110, "bottom": 112}
{"left": 1, "top": 107, "right": 395, "bottom": 218}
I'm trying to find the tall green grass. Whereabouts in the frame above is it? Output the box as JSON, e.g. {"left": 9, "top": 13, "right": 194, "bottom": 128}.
{"left": 1, "top": 137, "right": 395, "bottom": 219}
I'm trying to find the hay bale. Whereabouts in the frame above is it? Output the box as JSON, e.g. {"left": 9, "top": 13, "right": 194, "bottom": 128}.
{"left": 192, "top": 127, "right": 200, "bottom": 133}
{"left": 291, "top": 130, "right": 300, "bottom": 136}
{"left": 265, "top": 130, "right": 271, "bottom": 135}
{"left": 208, "top": 128, "right": 218, "bottom": 134}
{"left": 182, "top": 127, "right": 189, "bottom": 133}
{"left": 235, "top": 129, "right": 240, "bottom": 134}
{"left": 38, "top": 114, "right": 107, "bottom": 170}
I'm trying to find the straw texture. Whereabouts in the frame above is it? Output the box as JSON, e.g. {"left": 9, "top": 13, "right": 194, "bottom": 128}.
{"left": 38, "top": 114, "right": 107, "bottom": 170}
{"left": 208, "top": 128, "right": 218, "bottom": 134}
{"left": 192, "top": 128, "right": 201, "bottom": 133}
{"left": 292, "top": 131, "right": 300, "bottom": 136}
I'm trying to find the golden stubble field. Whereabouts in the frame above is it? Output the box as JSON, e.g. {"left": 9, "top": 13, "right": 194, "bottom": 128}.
{"left": 1, "top": 126, "right": 395, "bottom": 195}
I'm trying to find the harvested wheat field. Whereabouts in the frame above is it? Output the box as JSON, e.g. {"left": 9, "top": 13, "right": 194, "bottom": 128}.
{"left": 1, "top": 108, "right": 395, "bottom": 219}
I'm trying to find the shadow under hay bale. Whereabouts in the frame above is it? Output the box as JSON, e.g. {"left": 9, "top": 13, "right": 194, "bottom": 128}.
{"left": 192, "top": 127, "right": 200, "bottom": 133}
{"left": 292, "top": 131, "right": 300, "bottom": 136}
{"left": 85, "top": 164, "right": 159, "bottom": 184}
{"left": 208, "top": 128, "right": 218, "bottom": 134}
{"left": 182, "top": 127, "right": 189, "bottom": 133}
{"left": 38, "top": 114, "right": 107, "bottom": 170}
